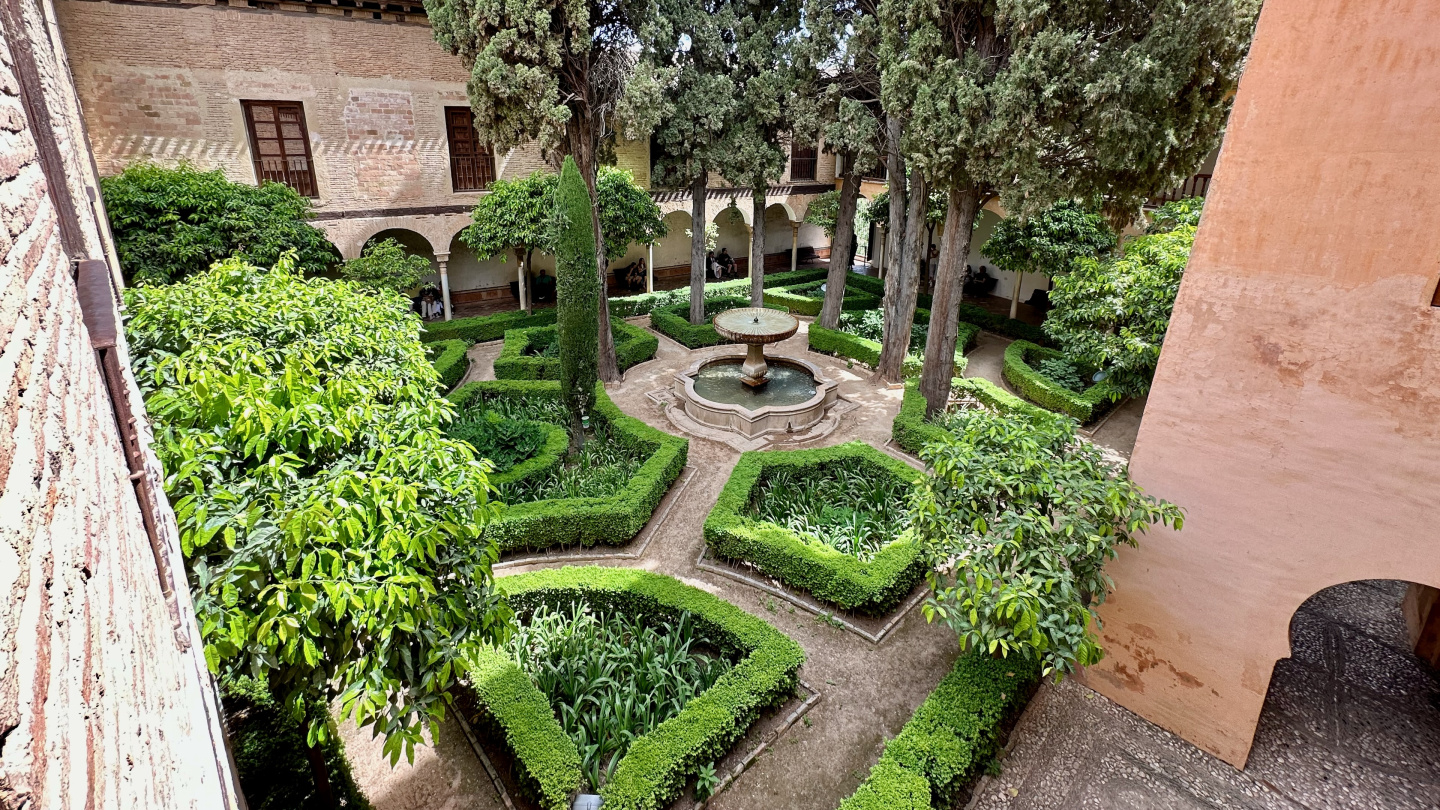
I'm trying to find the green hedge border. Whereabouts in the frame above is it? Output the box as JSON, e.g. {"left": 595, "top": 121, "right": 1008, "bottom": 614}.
{"left": 807, "top": 310, "right": 977, "bottom": 378}
{"left": 447, "top": 381, "right": 688, "bottom": 553}
{"left": 494, "top": 320, "right": 658, "bottom": 380}
{"left": 891, "top": 377, "right": 1058, "bottom": 457}
{"left": 763, "top": 280, "right": 881, "bottom": 317}
{"left": 461, "top": 566, "right": 806, "bottom": 810}
{"left": 843, "top": 274, "right": 1051, "bottom": 345}
{"left": 1001, "top": 340, "right": 1121, "bottom": 424}
{"left": 704, "top": 441, "right": 927, "bottom": 615}
{"left": 427, "top": 338, "right": 470, "bottom": 391}
{"left": 837, "top": 651, "right": 1038, "bottom": 810}
{"left": 648, "top": 295, "right": 752, "bottom": 349}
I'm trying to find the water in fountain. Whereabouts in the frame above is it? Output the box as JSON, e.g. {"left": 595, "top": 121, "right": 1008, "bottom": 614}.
{"left": 691, "top": 360, "right": 818, "bottom": 409}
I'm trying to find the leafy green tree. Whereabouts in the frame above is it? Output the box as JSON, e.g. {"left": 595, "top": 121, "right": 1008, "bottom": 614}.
{"left": 802, "top": 189, "right": 842, "bottom": 237}
{"left": 426, "top": 0, "right": 657, "bottom": 379}
{"left": 339, "top": 238, "right": 433, "bottom": 294}
{"left": 880, "top": 0, "right": 1258, "bottom": 415}
{"left": 1146, "top": 196, "right": 1206, "bottom": 234}
{"left": 981, "top": 202, "right": 1116, "bottom": 318}
{"left": 596, "top": 166, "right": 668, "bottom": 262}
{"left": 555, "top": 157, "right": 601, "bottom": 451}
{"left": 913, "top": 407, "right": 1182, "bottom": 678}
{"left": 101, "top": 162, "right": 337, "bottom": 285}
{"left": 1045, "top": 225, "right": 1195, "bottom": 397}
{"left": 124, "top": 254, "right": 510, "bottom": 767}
{"left": 640, "top": 0, "right": 744, "bottom": 322}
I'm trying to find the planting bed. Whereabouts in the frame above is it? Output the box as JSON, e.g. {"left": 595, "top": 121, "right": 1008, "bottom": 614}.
{"left": 447, "top": 381, "right": 687, "bottom": 553}
{"left": 890, "top": 377, "right": 1058, "bottom": 457}
{"left": 704, "top": 441, "right": 926, "bottom": 616}
{"left": 1002, "top": 340, "right": 1121, "bottom": 424}
{"left": 762, "top": 279, "right": 881, "bottom": 316}
{"left": 456, "top": 567, "right": 806, "bottom": 810}
{"left": 495, "top": 320, "right": 657, "bottom": 380}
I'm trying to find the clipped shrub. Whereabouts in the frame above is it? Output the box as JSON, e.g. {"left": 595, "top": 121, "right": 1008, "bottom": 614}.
{"left": 459, "top": 566, "right": 806, "bottom": 810}
{"left": 837, "top": 652, "right": 1038, "bottom": 810}
{"left": 427, "top": 338, "right": 470, "bottom": 391}
{"left": 421, "top": 307, "right": 559, "bottom": 343}
{"left": 1002, "top": 340, "right": 1121, "bottom": 424}
{"left": 807, "top": 313, "right": 975, "bottom": 378}
{"left": 891, "top": 377, "right": 1057, "bottom": 457}
{"left": 764, "top": 279, "right": 881, "bottom": 317}
{"left": 608, "top": 266, "right": 832, "bottom": 317}
{"left": 649, "top": 295, "right": 760, "bottom": 349}
{"left": 447, "top": 381, "right": 688, "bottom": 552}
{"left": 494, "top": 320, "right": 657, "bottom": 380}
{"left": 705, "top": 442, "right": 927, "bottom": 615}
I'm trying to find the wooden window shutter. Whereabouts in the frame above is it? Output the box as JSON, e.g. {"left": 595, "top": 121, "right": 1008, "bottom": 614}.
{"left": 446, "top": 107, "right": 495, "bottom": 191}
{"left": 790, "top": 142, "right": 818, "bottom": 181}
{"left": 242, "top": 100, "right": 318, "bottom": 197}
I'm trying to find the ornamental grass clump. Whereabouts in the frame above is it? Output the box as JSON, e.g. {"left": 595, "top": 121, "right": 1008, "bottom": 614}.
{"left": 750, "top": 466, "right": 911, "bottom": 560}
{"left": 506, "top": 604, "right": 733, "bottom": 792}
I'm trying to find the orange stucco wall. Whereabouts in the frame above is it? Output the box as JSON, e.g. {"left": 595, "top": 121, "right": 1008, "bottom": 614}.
{"left": 1079, "top": 0, "right": 1440, "bottom": 767}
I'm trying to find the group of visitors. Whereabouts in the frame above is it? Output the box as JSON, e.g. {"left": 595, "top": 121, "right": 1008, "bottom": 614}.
{"left": 415, "top": 287, "right": 444, "bottom": 320}
{"left": 707, "top": 248, "right": 738, "bottom": 279}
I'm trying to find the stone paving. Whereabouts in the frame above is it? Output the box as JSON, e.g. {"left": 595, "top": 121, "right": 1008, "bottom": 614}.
{"left": 342, "top": 316, "right": 1439, "bottom": 810}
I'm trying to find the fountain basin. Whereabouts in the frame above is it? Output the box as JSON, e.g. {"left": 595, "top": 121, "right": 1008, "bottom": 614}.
{"left": 673, "top": 354, "right": 839, "bottom": 439}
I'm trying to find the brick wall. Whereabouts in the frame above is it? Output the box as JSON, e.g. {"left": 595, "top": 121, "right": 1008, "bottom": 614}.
{"left": 0, "top": 0, "right": 240, "bottom": 805}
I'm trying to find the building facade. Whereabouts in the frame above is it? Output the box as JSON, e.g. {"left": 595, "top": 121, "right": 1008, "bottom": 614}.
{"left": 55, "top": 0, "right": 839, "bottom": 316}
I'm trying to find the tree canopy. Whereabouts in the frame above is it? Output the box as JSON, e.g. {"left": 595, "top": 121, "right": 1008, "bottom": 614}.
{"left": 1146, "top": 196, "right": 1206, "bottom": 234}
{"left": 124, "top": 254, "right": 509, "bottom": 762}
{"left": 595, "top": 167, "right": 668, "bottom": 261}
{"left": 340, "top": 237, "right": 433, "bottom": 293}
{"left": 1045, "top": 224, "right": 1196, "bottom": 398}
{"left": 914, "top": 406, "right": 1182, "bottom": 678}
{"left": 981, "top": 202, "right": 1116, "bottom": 280}
{"left": 101, "top": 162, "right": 337, "bottom": 286}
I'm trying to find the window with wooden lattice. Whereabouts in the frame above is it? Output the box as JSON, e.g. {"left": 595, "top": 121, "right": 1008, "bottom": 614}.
{"left": 241, "top": 100, "right": 317, "bottom": 197}
{"left": 446, "top": 107, "right": 496, "bottom": 192}
{"left": 790, "top": 141, "right": 818, "bottom": 181}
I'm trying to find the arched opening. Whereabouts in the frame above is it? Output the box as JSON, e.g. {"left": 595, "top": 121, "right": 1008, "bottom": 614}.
{"left": 762, "top": 203, "right": 797, "bottom": 275}
{"left": 712, "top": 204, "right": 751, "bottom": 278}
{"left": 444, "top": 230, "right": 537, "bottom": 319}
{"left": 1244, "top": 579, "right": 1440, "bottom": 804}
{"left": 358, "top": 228, "right": 439, "bottom": 318}
{"left": 650, "top": 210, "right": 696, "bottom": 291}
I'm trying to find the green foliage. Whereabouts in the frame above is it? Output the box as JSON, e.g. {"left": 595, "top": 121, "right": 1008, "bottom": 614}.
{"left": 446, "top": 410, "right": 550, "bottom": 473}
{"left": 506, "top": 604, "right": 734, "bottom": 792}
{"left": 223, "top": 676, "right": 372, "bottom": 810}
{"left": 649, "top": 296, "right": 753, "bottom": 349}
{"left": 807, "top": 315, "right": 971, "bottom": 379}
{"left": 479, "top": 566, "right": 806, "bottom": 810}
{"left": 447, "top": 382, "right": 688, "bottom": 552}
{"left": 1002, "top": 341, "right": 1122, "bottom": 424}
{"left": 751, "top": 460, "right": 911, "bottom": 560}
{"left": 1147, "top": 196, "right": 1205, "bottom": 234}
{"left": 981, "top": 202, "right": 1116, "bottom": 279}
{"left": 890, "top": 378, "right": 1057, "bottom": 458}
{"left": 912, "top": 408, "right": 1183, "bottom": 677}
{"left": 597, "top": 167, "right": 669, "bottom": 259}
{"left": 340, "top": 238, "right": 432, "bottom": 293}
{"left": 846, "top": 271, "right": 1052, "bottom": 346}
{"left": 860, "top": 188, "right": 946, "bottom": 229}
{"left": 101, "top": 162, "right": 336, "bottom": 285}
{"left": 694, "top": 762, "right": 720, "bottom": 801}
{"left": 803, "top": 190, "right": 842, "bottom": 238}
{"left": 705, "top": 443, "right": 926, "bottom": 615}
{"left": 555, "top": 157, "right": 600, "bottom": 429}
{"left": 837, "top": 652, "right": 1039, "bottom": 810}
{"left": 124, "top": 255, "right": 510, "bottom": 762}
{"left": 1044, "top": 226, "right": 1196, "bottom": 397}
{"left": 499, "top": 423, "right": 647, "bottom": 504}
{"left": 426, "top": 338, "right": 470, "bottom": 391}
{"left": 1035, "top": 355, "right": 1087, "bottom": 393}
{"left": 763, "top": 280, "right": 881, "bottom": 316}
{"left": 495, "top": 321, "right": 657, "bottom": 380}
{"left": 422, "top": 307, "right": 559, "bottom": 343}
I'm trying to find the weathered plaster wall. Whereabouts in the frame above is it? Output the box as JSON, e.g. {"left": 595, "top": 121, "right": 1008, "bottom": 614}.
{"left": 0, "top": 0, "right": 240, "bottom": 804}
{"left": 1080, "top": 0, "right": 1440, "bottom": 767}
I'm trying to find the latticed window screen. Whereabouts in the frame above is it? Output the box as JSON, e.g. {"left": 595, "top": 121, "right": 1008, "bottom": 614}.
{"left": 790, "top": 142, "right": 818, "bottom": 181}
{"left": 241, "top": 101, "right": 317, "bottom": 197}
{"left": 446, "top": 107, "right": 496, "bottom": 191}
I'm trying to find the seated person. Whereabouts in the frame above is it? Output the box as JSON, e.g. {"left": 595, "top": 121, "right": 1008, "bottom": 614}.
{"left": 717, "top": 248, "right": 736, "bottom": 278}
{"left": 531, "top": 268, "right": 557, "bottom": 303}
{"left": 622, "top": 258, "right": 647, "bottom": 291}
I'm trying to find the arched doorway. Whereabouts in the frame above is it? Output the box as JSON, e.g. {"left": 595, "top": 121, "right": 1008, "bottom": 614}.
{"left": 1244, "top": 580, "right": 1440, "bottom": 805}
{"left": 712, "top": 204, "right": 750, "bottom": 278}
{"left": 359, "top": 228, "right": 439, "bottom": 318}
{"left": 650, "top": 210, "right": 696, "bottom": 291}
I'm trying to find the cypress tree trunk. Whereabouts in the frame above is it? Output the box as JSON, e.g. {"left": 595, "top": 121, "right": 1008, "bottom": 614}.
{"left": 690, "top": 172, "right": 709, "bottom": 324}
{"left": 750, "top": 187, "right": 766, "bottom": 307}
{"left": 877, "top": 171, "right": 928, "bottom": 382}
{"left": 919, "top": 187, "right": 982, "bottom": 417}
{"left": 818, "top": 160, "right": 861, "bottom": 329}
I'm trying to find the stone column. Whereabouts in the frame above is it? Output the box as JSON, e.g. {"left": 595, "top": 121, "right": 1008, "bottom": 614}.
{"left": 436, "top": 252, "right": 452, "bottom": 321}
{"left": 518, "top": 256, "right": 529, "bottom": 313}
{"left": 875, "top": 224, "right": 886, "bottom": 278}
{"left": 790, "top": 222, "right": 799, "bottom": 272}
{"left": 648, "top": 243, "right": 655, "bottom": 293}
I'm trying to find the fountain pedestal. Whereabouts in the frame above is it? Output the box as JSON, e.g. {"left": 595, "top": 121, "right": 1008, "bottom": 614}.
{"left": 712, "top": 307, "right": 798, "bottom": 387}
{"left": 739, "top": 343, "right": 769, "bottom": 387}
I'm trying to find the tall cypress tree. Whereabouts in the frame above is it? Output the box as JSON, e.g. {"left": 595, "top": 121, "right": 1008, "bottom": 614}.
{"left": 880, "top": 0, "right": 1258, "bottom": 415}
{"left": 555, "top": 157, "right": 600, "bottom": 452}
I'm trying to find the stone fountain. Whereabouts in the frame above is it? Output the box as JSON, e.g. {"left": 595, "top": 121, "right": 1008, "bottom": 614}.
{"left": 670, "top": 307, "right": 841, "bottom": 440}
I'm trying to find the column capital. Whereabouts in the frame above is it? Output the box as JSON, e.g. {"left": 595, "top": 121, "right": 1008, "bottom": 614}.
{"left": 436, "top": 252, "right": 451, "bottom": 263}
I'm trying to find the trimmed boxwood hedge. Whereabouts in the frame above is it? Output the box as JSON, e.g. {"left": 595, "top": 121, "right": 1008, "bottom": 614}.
{"left": 836, "top": 651, "right": 1038, "bottom": 810}
{"left": 806, "top": 312, "right": 976, "bottom": 378}
{"left": 422, "top": 306, "right": 558, "bottom": 344}
{"left": 427, "top": 338, "right": 470, "bottom": 391}
{"left": 891, "top": 377, "right": 1058, "bottom": 457}
{"left": 763, "top": 280, "right": 881, "bottom": 317}
{"left": 494, "top": 320, "right": 658, "bottom": 380}
{"left": 843, "top": 273, "right": 1051, "bottom": 345}
{"left": 611, "top": 265, "right": 833, "bottom": 316}
{"left": 460, "top": 566, "right": 806, "bottom": 810}
{"left": 1002, "top": 340, "right": 1121, "bottom": 424}
{"left": 447, "top": 380, "right": 688, "bottom": 552}
{"left": 648, "top": 295, "right": 753, "bottom": 349}
{"left": 704, "top": 442, "right": 927, "bottom": 615}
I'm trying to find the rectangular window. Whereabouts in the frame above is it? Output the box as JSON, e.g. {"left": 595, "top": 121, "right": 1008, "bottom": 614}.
{"left": 790, "top": 141, "right": 817, "bottom": 181}
{"left": 446, "top": 107, "right": 496, "bottom": 191}
{"left": 241, "top": 100, "right": 317, "bottom": 197}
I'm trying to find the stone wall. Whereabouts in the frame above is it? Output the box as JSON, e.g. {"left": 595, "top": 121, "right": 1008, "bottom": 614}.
{"left": 0, "top": 0, "right": 240, "bottom": 805}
